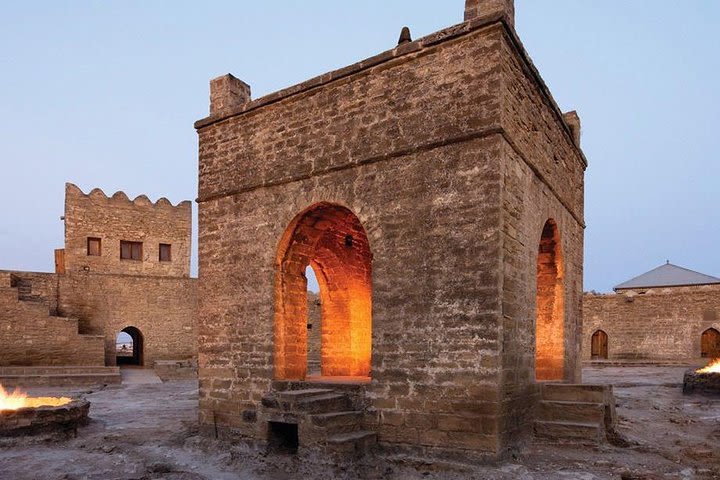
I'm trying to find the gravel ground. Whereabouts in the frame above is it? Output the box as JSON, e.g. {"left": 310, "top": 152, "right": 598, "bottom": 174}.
{"left": 0, "top": 366, "right": 718, "bottom": 479}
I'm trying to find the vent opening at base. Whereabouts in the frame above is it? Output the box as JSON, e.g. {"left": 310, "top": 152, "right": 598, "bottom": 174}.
{"left": 267, "top": 421, "right": 299, "bottom": 454}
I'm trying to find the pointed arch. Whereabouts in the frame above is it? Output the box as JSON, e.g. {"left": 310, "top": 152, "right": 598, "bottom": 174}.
{"left": 274, "top": 203, "right": 372, "bottom": 380}
{"left": 535, "top": 219, "right": 565, "bottom": 381}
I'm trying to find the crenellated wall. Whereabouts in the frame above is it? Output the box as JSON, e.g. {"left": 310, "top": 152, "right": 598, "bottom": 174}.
{"left": 63, "top": 183, "right": 191, "bottom": 278}
{"left": 0, "top": 182, "right": 197, "bottom": 369}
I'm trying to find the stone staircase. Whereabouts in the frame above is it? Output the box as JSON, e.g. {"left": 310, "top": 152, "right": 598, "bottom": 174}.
{"left": 534, "top": 383, "right": 616, "bottom": 445}
{"left": 261, "top": 382, "right": 376, "bottom": 457}
{"left": 0, "top": 272, "right": 107, "bottom": 368}
{"left": 12, "top": 276, "right": 45, "bottom": 304}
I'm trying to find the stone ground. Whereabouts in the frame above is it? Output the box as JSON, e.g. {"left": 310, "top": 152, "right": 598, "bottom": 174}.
{"left": 0, "top": 366, "right": 718, "bottom": 480}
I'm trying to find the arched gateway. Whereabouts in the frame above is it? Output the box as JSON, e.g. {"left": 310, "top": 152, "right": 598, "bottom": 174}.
{"left": 116, "top": 326, "right": 144, "bottom": 366}
{"left": 274, "top": 203, "right": 372, "bottom": 380}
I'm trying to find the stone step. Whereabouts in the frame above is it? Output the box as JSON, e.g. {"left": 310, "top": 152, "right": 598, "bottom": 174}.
{"left": 0, "top": 366, "right": 119, "bottom": 375}
{"left": 275, "top": 388, "right": 335, "bottom": 401}
{"left": 534, "top": 420, "right": 603, "bottom": 444}
{"left": 326, "top": 430, "right": 377, "bottom": 454}
{"left": 294, "top": 393, "right": 351, "bottom": 413}
{"left": 309, "top": 411, "right": 363, "bottom": 434}
{"left": 541, "top": 383, "right": 607, "bottom": 403}
{"left": 0, "top": 372, "right": 121, "bottom": 387}
{"left": 538, "top": 400, "right": 605, "bottom": 424}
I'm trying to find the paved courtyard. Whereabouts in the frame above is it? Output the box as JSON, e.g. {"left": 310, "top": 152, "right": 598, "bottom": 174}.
{"left": 0, "top": 366, "right": 718, "bottom": 479}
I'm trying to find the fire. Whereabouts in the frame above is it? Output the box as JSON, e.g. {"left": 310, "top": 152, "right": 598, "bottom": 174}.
{"left": 0, "top": 384, "right": 71, "bottom": 411}
{"left": 697, "top": 358, "right": 720, "bottom": 374}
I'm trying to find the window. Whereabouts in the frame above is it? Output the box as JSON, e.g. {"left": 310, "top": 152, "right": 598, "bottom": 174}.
{"left": 87, "top": 237, "right": 101, "bottom": 256}
{"left": 120, "top": 241, "right": 143, "bottom": 261}
{"left": 159, "top": 243, "right": 171, "bottom": 262}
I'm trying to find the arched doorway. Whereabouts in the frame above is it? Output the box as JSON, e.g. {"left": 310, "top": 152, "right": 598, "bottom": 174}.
{"left": 535, "top": 219, "right": 565, "bottom": 381}
{"left": 116, "top": 326, "right": 144, "bottom": 366}
{"left": 701, "top": 328, "right": 720, "bottom": 358}
{"left": 274, "top": 203, "right": 372, "bottom": 381}
{"left": 591, "top": 330, "right": 608, "bottom": 360}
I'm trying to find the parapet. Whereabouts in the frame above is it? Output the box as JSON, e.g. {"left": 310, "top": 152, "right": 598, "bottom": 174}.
{"left": 65, "top": 183, "right": 191, "bottom": 211}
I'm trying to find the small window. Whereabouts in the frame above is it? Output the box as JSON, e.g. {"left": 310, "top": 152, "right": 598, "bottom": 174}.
{"left": 87, "top": 237, "right": 101, "bottom": 256}
{"left": 120, "top": 241, "right": 143, "bottom": 261}
{"left": 159, "top": 243, "right": 171, "bottom": 262}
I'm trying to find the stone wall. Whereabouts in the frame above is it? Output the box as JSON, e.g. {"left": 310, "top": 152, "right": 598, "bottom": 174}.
{"left": 0, "top": 269, "right": 197, "bottom": 367}
{"left": 196, "top": 5, "right": 585, "bottom": 459}
{"left": 57, "top": 272, "right": 197, "bottom": 366}
{"left": 63, "top": 183, "right": 191, "bottom": 278}
{"left": 497, "top": 26, "right": 586, "bottom": 446}
{"left": 583, "top": 285, "right": 720, "bottom": 361}
{"left": 0, "top": 271, "right": 105, "bottom": 366}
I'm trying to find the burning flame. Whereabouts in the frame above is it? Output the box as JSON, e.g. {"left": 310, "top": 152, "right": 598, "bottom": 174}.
{"left": 0, "top": 384, "right": 71, "bottom": 411}
{"left": 697, "top": 358, "right": 720, "bottom": 374}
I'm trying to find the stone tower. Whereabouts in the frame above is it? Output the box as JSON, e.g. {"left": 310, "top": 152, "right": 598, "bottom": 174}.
{"left": 195, "top": 0, "right": 586, "bottom": 459}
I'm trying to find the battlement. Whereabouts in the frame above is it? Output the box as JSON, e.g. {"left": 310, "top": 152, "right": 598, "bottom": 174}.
{"left": 62, "top": 183, "right": 192, "bottom": 278}
{"left": 65, "top": 182, "right": 191, "bottom": 211}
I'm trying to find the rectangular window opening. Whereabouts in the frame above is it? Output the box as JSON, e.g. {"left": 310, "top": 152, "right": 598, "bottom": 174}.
{"left": 159, "top": 243, "right": 172, "bottom": 262}
{"left": 120, "top": 241, "right": 143, "bottom": 261}
{"left": 87, "top": 237, "right": 101, "bottom": 256}
{"left": 267, "top": 421, "right": 298, "bottom": 454}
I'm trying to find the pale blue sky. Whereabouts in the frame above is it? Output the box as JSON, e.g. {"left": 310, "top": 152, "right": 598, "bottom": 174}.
{"left": 1, "top": 1, "right": 718, "bottom": 292}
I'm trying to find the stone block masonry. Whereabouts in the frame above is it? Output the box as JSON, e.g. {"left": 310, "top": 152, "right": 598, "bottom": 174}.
{"left": 0, "top": 182, "right": 197, "bottom": 370}
{"left": 62, "top": 183, "right": 192, "bottom": 278}
{"left": 583, "top": 285, "right": 720, "bottom": 361}
{"left": 195, "top": 0, "right": 586, "bottom": 460}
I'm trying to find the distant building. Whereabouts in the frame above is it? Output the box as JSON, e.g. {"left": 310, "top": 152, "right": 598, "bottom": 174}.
{"left": 583, "top": 263, "right": 720, "bottom": 361}
{"left": 0, "top": 183, "right": 197, "bottom": 369}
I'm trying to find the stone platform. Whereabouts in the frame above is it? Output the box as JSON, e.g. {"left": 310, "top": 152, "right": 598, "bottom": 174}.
{"left": 0, "top": 366, "right": 121, "bottom": 387}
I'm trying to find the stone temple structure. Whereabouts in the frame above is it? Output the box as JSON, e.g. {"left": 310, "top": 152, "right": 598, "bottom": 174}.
{"left": 195, "top": 0, "right": 590, "bottom": 459}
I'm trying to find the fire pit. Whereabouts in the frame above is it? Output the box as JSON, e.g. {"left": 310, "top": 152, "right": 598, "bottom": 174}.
{"left": 683, "top": 359, "right": 720, "bottom": 396}
{"left": 0, "top": 384, "right": 89, "bottom": 437}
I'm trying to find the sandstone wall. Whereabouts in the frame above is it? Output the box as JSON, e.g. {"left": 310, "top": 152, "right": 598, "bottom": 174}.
{"left": 196, "top": 9, "right": 586, "bottom": 457}
{"left": 0, "top": 269, "right": 197, "bottom": 367}
{"left": 63, "top": 183, "right": 191, "bottom": 277}
{"left": 497, "top": 28, "right": 586, "bottom": 446}
{"left": 583, "top": 285, "right": 720, "bottom": 360}
{"left": 0, "top": 271, "right": 105, "bottom": 366}
{"left": 57, "top": 273, "right": 197, "bottom": 366}
{"left": 196, "top": 22, "right": 507, "bottom": 457}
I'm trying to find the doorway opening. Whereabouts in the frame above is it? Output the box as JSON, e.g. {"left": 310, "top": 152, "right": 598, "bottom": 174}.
{"left": 535, "top": 219, "right": 565, "bottom": 381}
{"left": 591, "top": 330, "right": 608, "bottom": 360}
{"left": 274, "top": 203, "right": 372, "bottom": 381}
{"left": 701, "top": 328, "right": 720, "bottom": 358}
{"left": 116, "top": 326, "right": 144, "bottom": 366}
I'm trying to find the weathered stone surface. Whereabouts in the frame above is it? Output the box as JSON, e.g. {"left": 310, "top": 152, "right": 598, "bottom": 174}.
{"left": 583, "top": 284, "right": 720, "bottom": 361}
{"left": 0, "top": 398, "right": 89, "bottom": 438}
{"left": 195, "top": 1, "right": 585, "bottom": 459}
{"left": 683, "top": 370, "right": 720, "bottom": 396}
{"left": 0, "top": 183, "right": 197, "bottom": 368}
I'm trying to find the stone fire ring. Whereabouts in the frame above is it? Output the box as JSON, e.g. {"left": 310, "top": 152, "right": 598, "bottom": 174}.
{"left": 683, "top": 370, "right": 720, "bottom": 396}
{"left": 0, "top": 398, "right": 90, "bottom": 437}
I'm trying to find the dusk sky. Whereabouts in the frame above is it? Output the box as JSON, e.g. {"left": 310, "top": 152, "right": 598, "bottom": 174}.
{"left": 1, "top": 1, "right": 718, "bottom": 292}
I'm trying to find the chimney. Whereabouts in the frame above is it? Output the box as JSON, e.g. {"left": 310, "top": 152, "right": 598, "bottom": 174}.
{"left": 563, "top": 111, "right": 582, "bottom": 146}
{"left": 464, "top": 0, "right": 515, "bottom": 27}
{"left": 209, "top": 74, "right": 251, "bottom": 116}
